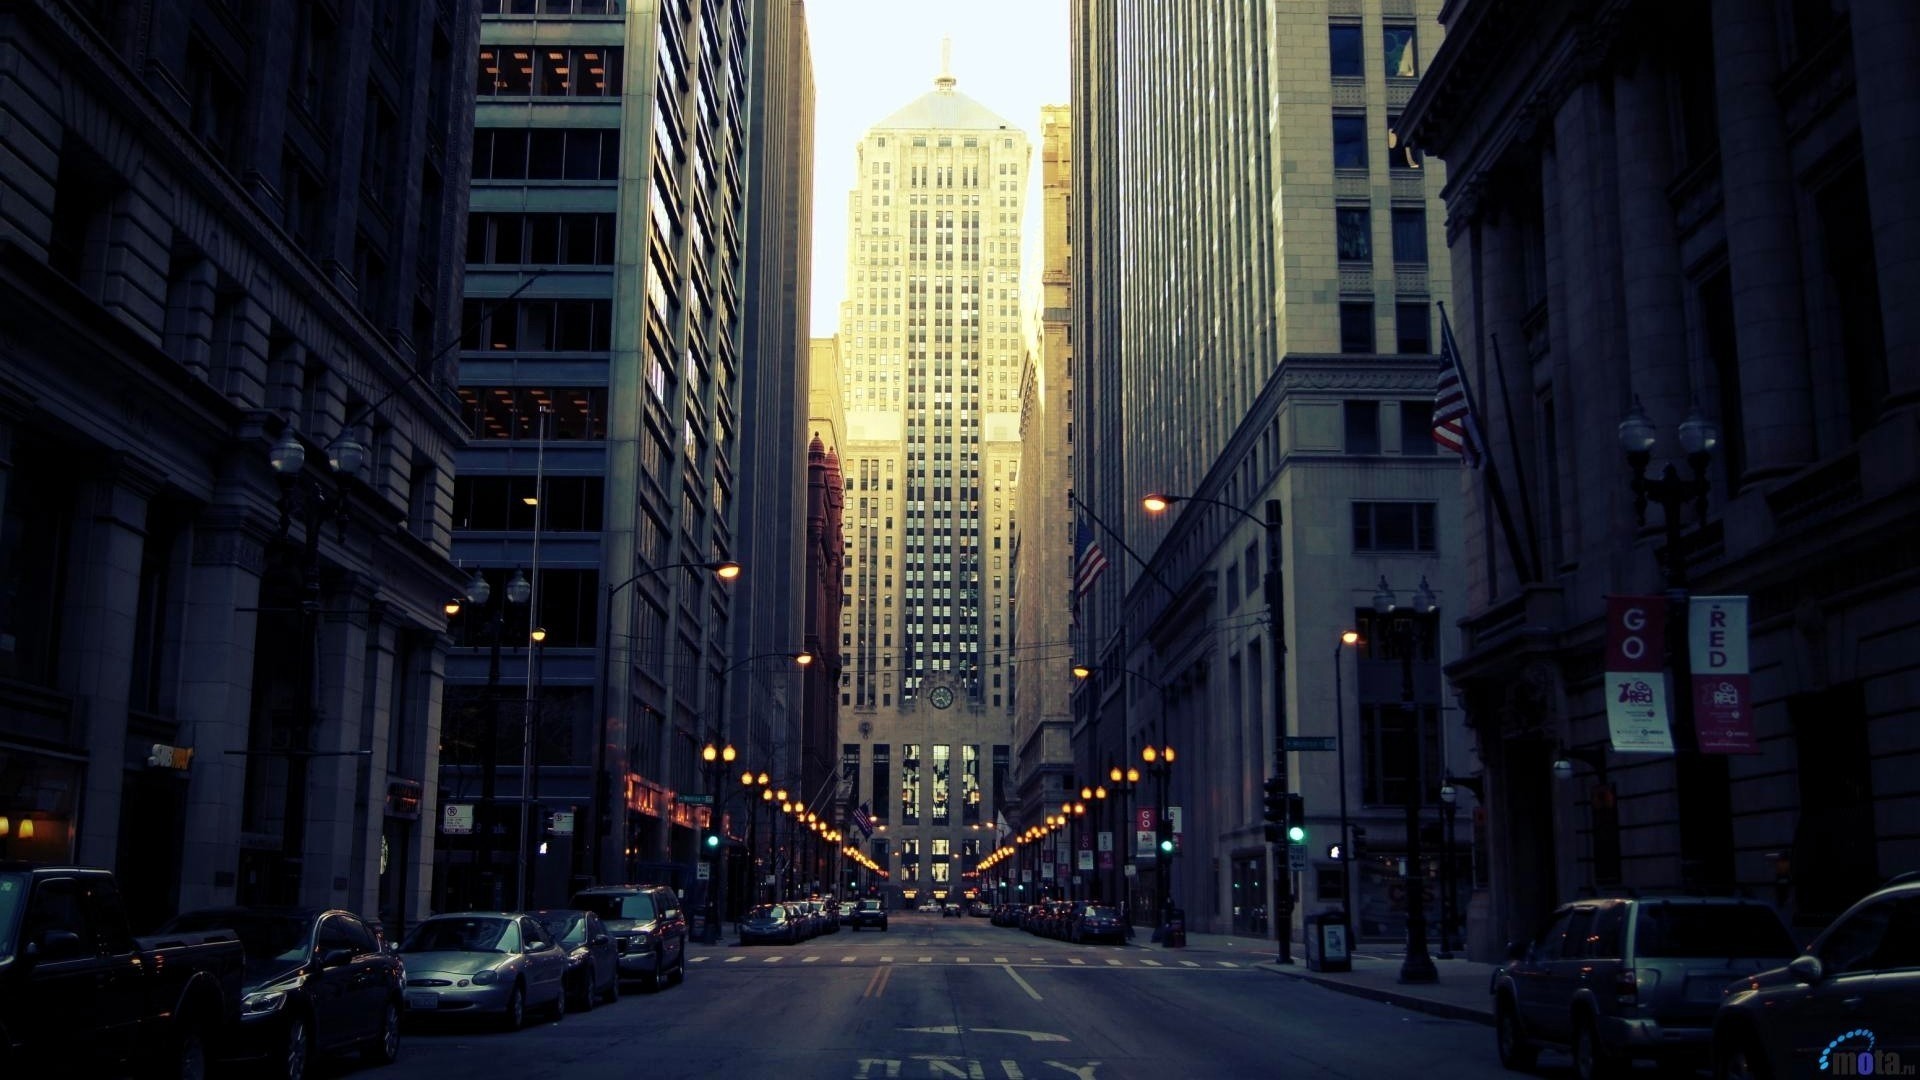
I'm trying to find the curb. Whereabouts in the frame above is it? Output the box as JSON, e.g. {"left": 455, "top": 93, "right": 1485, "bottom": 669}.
{"left": 1259, "top": 964, "right": 1495, "bottom": 1027}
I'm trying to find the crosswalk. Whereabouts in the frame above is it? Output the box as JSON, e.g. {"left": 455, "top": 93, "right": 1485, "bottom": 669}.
{"left": 689, "top": 952, "right": 1254, "bottom": 970}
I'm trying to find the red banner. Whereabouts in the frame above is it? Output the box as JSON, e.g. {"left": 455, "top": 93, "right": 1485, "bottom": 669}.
{"left": 1604, "top": 596, "right": 1674, "bottom": 753}
{"left": 1690, "top": 596, "right": 1757, "bottom": 754}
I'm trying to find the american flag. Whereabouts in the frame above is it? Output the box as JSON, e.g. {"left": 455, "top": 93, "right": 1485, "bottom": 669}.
{"left": 1433, "top": 306, "right": 1485, "bottom": 468}
{"left": 850, "top": 802, "right": 874, "bottom": 839}
{"left": 1073, "top": 521, "right": 1110, "bottom": 599}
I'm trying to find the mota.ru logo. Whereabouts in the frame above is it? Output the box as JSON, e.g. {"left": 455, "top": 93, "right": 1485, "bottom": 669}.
{"left": 1822, "top": 1029, "right": 1915, "bottom": 1076}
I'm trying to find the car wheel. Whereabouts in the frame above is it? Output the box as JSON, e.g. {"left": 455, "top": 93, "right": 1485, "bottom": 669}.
{"left": 276, "top": 1012, "right": 310, "bottom": 1080}
{"left": 572, "top": 970, "right": 594, "bottom": 1013}
{"left": 601, "top": 969, "right": 620, "bottom": 1004}
{"left": 1715, "top": 1028, "right": 1772, "bottom": 1080}
{"left": 652, "top": 950, "right": 670, "bottom": 992}
{"left": 162, "top": 1018, "right": 212, "bottom": 1080}
{"left": 549, "top": 980, "right": 567, "bottom": 1021}
{"left": 499, "top": 983, "right": 526, "bottom": 1032}
{"left": 1573, "top": 1014, "right": 1623, "bottom": 1080}
{"left": 1494, "top": 996, "right": 1537, "bottom": 1071}
{"left": 673, "top": 951, "right": 687, "bottom": 985}
{"left": 362, "top": 998, "right": 401, "bottom": 1067}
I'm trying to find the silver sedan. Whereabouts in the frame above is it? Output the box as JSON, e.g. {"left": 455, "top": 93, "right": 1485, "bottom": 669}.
{"left": 397, "top": 913, "right": 570, "bottom": 1030}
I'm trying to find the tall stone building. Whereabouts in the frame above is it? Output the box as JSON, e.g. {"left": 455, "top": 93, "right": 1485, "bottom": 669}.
{"left": 1070, "top": 0, "right": 1475, "bottom": 946}
{"left": 1402, "top": 0, "right": 1920, "bottom": 951}
{"left": 833, "top": 52, "right": 1027, "bottom": 905}
{"left": 0, "top": 0, "right": 479, "bottom": 931}
{"left": 1008, "top": 105, "right": 1080, "bottom": 895}
{"left": 446, "top": 0, "right": 769, "bottom": 909}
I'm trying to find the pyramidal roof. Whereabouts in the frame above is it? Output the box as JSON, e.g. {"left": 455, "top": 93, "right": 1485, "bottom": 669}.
{"left": 871, "top": 39, "right": 1018, "bottom": 133}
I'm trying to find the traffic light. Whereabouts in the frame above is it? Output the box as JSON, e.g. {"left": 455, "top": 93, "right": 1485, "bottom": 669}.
{"left": 1264, "top": 823, "right": 1284, "bottom": 844}
{"left": 1261, "top": 777, "right": 1286, "bottom": 823}
{"left": 1284, "top": 793, "right": 1306, "bottom": 844}
{"left": 1155, "top": 815, "right": 1175, "bottom": 856}
{"left": 704, "top": 831, "right": 721, "bottom": 851}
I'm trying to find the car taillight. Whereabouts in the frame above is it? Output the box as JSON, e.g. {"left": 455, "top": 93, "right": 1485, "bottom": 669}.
{"left": 1615, "top": 969, "right": 1638, "bottom": 1005}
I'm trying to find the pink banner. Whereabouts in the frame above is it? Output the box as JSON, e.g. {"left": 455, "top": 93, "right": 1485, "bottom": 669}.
{"left": 1691, "top": 596, "right": 1757, "bottom": 754}
{"left": 1604, "top": 596, "right": 1674, "bottom": 753}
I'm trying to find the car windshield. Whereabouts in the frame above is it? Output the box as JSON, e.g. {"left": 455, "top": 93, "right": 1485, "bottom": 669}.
{"left": 860, "top": 901, "right": 881, "bottom": 911}
{"left": 576, "top": 893, "right": 657, "bottom": 924}
{"left": 1634, "top": 903, "right": 1798, "bottom": 959}
{"left": 163, "top": 911, "right": 311, "bottom": 965}
{"left": 0, "top": 873, "right": 24, "bottom": 960}
{"left": 748, "top": 905, "right": 786, "bottom": 921}
{"left": 401, "top": 917, "right": 511, "bottom": 954}
{"left": 1083, "top": 906, "right": 1117, "bottom": 919}
{"left": 538, "top": 913, "right": 586, "bottom": 946}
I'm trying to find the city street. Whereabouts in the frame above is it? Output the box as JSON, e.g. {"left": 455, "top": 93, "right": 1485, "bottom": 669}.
{"left": 374, "top": 913, "right": 1551, "bottom": 1080}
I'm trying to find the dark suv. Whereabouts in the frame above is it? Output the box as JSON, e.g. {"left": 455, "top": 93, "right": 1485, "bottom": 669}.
{"left": 1712, "top": 873, "right": 1920, "bottom": 1080}
{"left": 568, "top": 885, "right": 688, "bottom": 991}
{"left": 850, "top": 899, "right": 888, "bottom": 932}
{"left": 1492, "top": 895, "right": 1799, "bottom": 1078}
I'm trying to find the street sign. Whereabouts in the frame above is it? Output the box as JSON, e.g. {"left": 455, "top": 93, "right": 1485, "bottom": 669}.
{"left": 676, "top": 793, "right": 715, "bottom": 806}
{"left": 441, "top": 804, "right": 474, "bottom": 835}
{"left": 1288, "top": 843, "right": 1307, "bottom": 872}
{"left": 1283, "top": 736, "right": 1338, "bottom": 751}
{"left": 695, "top": 861, "right": 711, "bottom": 880}
{"left": 550, "top": 811, "right": 575, "bottom": 836}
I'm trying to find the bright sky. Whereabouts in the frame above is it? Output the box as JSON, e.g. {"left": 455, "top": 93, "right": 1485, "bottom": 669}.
{"left": 803, "top": 0, "right": 1070, "bottom": 336}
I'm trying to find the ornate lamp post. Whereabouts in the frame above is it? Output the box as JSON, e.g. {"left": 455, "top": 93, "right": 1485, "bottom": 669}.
{"left": 1373, "top": 574, "right": 1439, "bottom": 984}
{"left": 741, "top": 769, "right": 772, "bottom": 904}
{"left": 1140, "top": 743, "right": 1177, "bottom": 933}
{"left": 697, "top": 740, "right": 736, "bottom": 942}
{"left": 1108, "top": 761, "right": 1141, "bottom": 933}
{"left": 1079, "top": 783, "right": 1108, "bottom": 901}
{"left": 458, "top": 564, "right": 530, "bottom": 909}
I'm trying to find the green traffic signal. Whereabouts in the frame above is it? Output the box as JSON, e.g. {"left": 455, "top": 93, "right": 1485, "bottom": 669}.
{"left": 1287, "top": 824, "right": 1306, "bottom": 843}
{"left": 1158, "top": 836, "right": 1174, "bottom": 853}
{"left": 704, "top": 833, "right": 720, "bottom": 849}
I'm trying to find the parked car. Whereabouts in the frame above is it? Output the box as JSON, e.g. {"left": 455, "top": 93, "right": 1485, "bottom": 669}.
{"left": 1491, "top": 895, "right": 1799, "bottom": 1079}
{"left": 570, "top": 884, "right": 688, "bottom": 990}
{"left": 0, "top": 864, "right": 244, "bottom": 1079}
{"left": 532, "top": 910, "right": 619, "bottom": 1012}
{"left": 159, "top": 906, "right": 403, "bottom": 1080}
{"left": 918, "top": 901, "right": 942, "bottom": 913}
{"left": 397, "top": 913, "right": 568, "bottom": 1030}
{"left": 1069, "top": 904, "right": 1126, "bottom": 945}
{"left": 850, "top": 899, "right": 889, "bottom": 932}
{"left": 809, "top": 900, "right": 839, "bottom": 935}
{"left": 942, "top": 902, "right": 962, "bottom": 919}
{"left": 739, "top": 904, "right": 804, "bottom": 945}
{"left": 1712, "top": 873, "right": 1920, "bottom": 1080}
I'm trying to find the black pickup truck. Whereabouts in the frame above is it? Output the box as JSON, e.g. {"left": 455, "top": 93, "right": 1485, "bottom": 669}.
{"left": 0, "top": 863, "right": 244, "bottom": 1078}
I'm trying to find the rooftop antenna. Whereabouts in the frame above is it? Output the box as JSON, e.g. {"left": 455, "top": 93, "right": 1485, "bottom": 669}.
{"left": 936, "top": 34, "right": 956, "bottom": 90}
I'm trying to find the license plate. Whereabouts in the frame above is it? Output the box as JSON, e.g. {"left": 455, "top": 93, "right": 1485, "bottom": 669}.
{"left": 405, "top": 991, "right": 439, "bottom": 1010}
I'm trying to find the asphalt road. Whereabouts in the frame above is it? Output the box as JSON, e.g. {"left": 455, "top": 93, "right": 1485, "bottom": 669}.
{"left": 336, "top": 913, "right": 1576, "bottom": 1080}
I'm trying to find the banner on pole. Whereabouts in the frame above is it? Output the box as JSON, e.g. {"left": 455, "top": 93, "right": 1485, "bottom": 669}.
{"left": 1604, "top": 596, "right": 1675, "bottom": 753}
{"left": 1690, "top": 596, "right": 1756, "bottom": 754}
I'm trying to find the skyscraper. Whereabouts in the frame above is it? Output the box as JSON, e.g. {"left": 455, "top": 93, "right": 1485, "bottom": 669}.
{"left": 450, "top": 0, "right": 760, "bottom": 906}
{"left": 832, "top": 48, "right": 1027, "bottom": 902}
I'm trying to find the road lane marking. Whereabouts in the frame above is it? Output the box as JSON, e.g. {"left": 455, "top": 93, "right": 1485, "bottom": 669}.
{"left": 843, "top": 955, "right": 858, "bottom": 962}
{"left": 862, "top": 963, "right": 894, "bottom": 999}
{"left": 724, "top": 956, "right": 745, "bottom": 963}
{"left": 957, "top": 955, "right": 971, "bottom": 963}
{"left": 692, "top": 956, "right": 711, "bottom": 963}
{"left": 1104, "top": 959, "right": 1122, "bottom": 966}
{"left": 1002, "top": 964, "right": 1043, "bottom": 1001}
{"left": 1067, "top": 958, "right": 1085, "bottom": 965}
{"left": 899, "top": 1026, "right": 1067, "bottom": 1043}
{"left": 1179, "top": 960, "right": 1199, "bottom": 967}
{"left": 802, "top": 955, "right": 821, "bottom": 963}
{"left": 919, "top": 956, "right": 934, "bottom": 963}
{"left": 1216, "top": 961, "right": 1237, "bottom": 968}
{"left": 1042, "top": 1062, "right": 1101, "bottom": 1080}
{"left": 1002, "top": 1063, "right": 1024, "bottom": 1080}
{"left": 853, "top": 1060, "right": 902, "bottom": 1078}
{"left": 764, "top": 955, "right": 784, "bottom": 963}
{"left": 881, "top": 956, "right": 895, "bottom": 963}
{"left": 993, "top": 957, "right": 1008, "bottom": 963}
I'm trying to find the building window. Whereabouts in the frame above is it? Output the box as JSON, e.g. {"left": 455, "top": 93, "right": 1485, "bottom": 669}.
{"left": 872, "top": 745, "right": 891, "bottom": 822}
{"left": 453, "top": 474, "right": 606, "bottom": 530}
{"left": 1336, "top": 207, "right": 1370, "bottom": 261}
{"left": 1360, "top": 704, "right": 1440, "bottom": 807}
{"left": 1344, "top": 401, "right": 1380, "bottom": 454}
{"left": 455, "top": 386, "right": 609, "bottom": 440}
{"left": 1339, "top": 302, "right": 1374, "bottom": 354}
{"left": 1395, "top": 303, "right": 1431, "bottom": 354}
{"left": 843, "top": 744, "right": 861, "bottom": 807}
{"left": 963, "top": 745, "right": 981, "bottom": 822}
{"left": 901, "top": 744, "right": 920, "bottom": 824}
{"left": 1391, "top": 209, "right": 1427, "bottom": 264}
{"left": 1328, "top": 24, "right": 1363, "bottom": 77}
{"left": 932, "top": 745, "right": 951, "bottom": 825}
{"left": 1333, "top": 114, "right": 1368, "bottom": 170}
{"left": 1399, "top": 401, "right": 1437, "bottom": 455}
{"left": 1388, "top": 115, "right": 1423, "bottom": 170}
{"left": 1383, "top": 25, "right": 1418, "bottom": 78}
{"left": 1352, "top": 501, "right": 1438, "bottom": 552}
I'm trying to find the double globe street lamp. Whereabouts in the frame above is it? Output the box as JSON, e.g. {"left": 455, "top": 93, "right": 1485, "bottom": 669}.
{"left": 1139, "top": 743, "right": 1178, "bottom": 936}
{"left": 1372, "top": 574, "right": 1440, "bottom": 985}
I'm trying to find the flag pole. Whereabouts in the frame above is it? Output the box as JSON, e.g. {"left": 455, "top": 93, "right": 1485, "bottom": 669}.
{"left": 1068, "top": 489, "right": 1179, "bottom": 597}
{"left": 1488, "top": 332, "right": 1544, "bottom": 582}
{"left": 1439, "top": 303, "right": 1538, "bottom": 585}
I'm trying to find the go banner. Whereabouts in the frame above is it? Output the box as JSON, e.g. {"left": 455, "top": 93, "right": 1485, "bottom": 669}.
{"left": 1690, "top": 596, "right": 1757, "bottom": 754}
{"left": 1604, "top": 596, "right": 1675, "bottom": 753}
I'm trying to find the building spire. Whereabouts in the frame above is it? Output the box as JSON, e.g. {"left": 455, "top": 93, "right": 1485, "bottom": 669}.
{"left": 935, "top": 34, "right": 956, "bottom": 90}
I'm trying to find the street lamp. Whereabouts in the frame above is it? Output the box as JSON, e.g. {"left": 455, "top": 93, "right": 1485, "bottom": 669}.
{"left": 1373, "top": 575, "right": 1439, "bottom": 984}
{"left": 262, "top": 426, "right": 367, "bottom": 905}
{"left": 1619, "top": 397, "right": 1725, "bottom": 890}
{"left": 1437, "top": 782, "right": 1458, "bottom": 959}
{"left": 697, "top": 741, "right": 737, "bottom": 942}
{"left": 458, "top": 565, "right": 531, "bottom": 909}
{"left": 1107, "top": 761, "right": 1142, "bottom": 934}
{"left": 1139, "top": 743, "right": 1177, "bottom": 937}
{"left": 591, "top": 559, "right": 742, "bottom": 884}
{"left": 1333, "top": 628, "right": 1360, "bottom": 943}
{"left": 1080, "top": 784, "right": 1109, "bottom": 902}
{"left": 1143, "top": 490, "right": 1292, "bottom": 962}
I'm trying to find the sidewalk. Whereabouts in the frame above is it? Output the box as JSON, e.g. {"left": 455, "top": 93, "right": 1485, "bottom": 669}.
{"left": 1156, "top": 931, "right": 1495, "bottom": 1026}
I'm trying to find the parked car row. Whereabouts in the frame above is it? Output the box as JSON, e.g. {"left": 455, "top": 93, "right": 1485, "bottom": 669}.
{"left": 739, "top": 898, "right": 841, "bottom": 945}
{"left": 1489, "top": 872, "right": 1920, "bottom": 1080}
{"left": 987, "top": 901, "right": 1126, "bottom": 944}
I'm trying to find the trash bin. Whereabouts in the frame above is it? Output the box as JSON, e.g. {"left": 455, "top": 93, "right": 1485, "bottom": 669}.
{"left": 1165, "top": 908, "right": 1187, "bottom": 948}
{"left": 1304, "top": 911, "right": 1351, "bottom": 972}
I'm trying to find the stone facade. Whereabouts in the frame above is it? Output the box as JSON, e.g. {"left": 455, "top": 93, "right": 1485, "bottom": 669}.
{"left": 1402, "top": 0, "right": 1920, "bottom": 951}
{"left": 0, "top": 0, "right": 478, "bottom": 933}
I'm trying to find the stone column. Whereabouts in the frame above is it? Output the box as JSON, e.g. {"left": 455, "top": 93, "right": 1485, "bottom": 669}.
{"left": 1711, "top": 0, "right": 1814, "bottom": 477}
{"left": 176, "top": 516, "right": 269, "bottom": 912}
{"left": 1849, "top": 0, "right": 1920, "bottom": 406}
{"left": 64, "top": 462, "right": 161, "bottom": 869}
{"left": 1613, "top": 57, "right": 1692, "bottom": 432}
{"left": 304, "top": 580, "right": 377, "bottom": 909}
